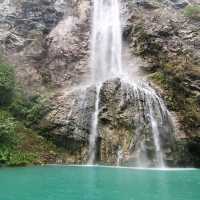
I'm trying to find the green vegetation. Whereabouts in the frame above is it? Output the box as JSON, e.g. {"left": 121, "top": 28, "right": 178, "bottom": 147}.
{"left": 8, "top": 92, "right": 50, "bottom": 127}
{"left": 0, "top": 119, "right": 65, "bottom": 166}
{"left": 184, "top": 5, "right": 200, "bottom": 20}
{"left": 150, "top": 68, "right": 200, "bottom": 134}
{"left": 0, "top": 62, "right": 15, "bottom": 105}
{"left": 0, "top": 111, "right": 17, "bottom": 147}
{"left": 0, "top": 110, "right": 30, "bottom": 166}
{"left": 150, "top": 72, "right": 177, "bottom": 110}
{"left": 0, "top": 60, "right": 65, "bottom": 167}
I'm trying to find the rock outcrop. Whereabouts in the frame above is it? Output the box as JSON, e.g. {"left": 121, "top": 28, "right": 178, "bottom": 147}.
{"left": 36, "top": 78, "right": 176, "bottom": 166}
{"left": 38, "top": 85, "right": 96, "bottom": 164}
{"left": 98, "top": 79, "right": 175, "bottom": 166}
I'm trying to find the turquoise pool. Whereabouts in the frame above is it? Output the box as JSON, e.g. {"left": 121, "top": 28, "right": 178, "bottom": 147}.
{"left": 0, "top": 165, "right": 200, "bottom": 200}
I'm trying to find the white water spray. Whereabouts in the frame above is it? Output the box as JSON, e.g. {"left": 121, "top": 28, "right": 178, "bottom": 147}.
{"left": 117, "top": 146, "right": 123, "bottom": 166}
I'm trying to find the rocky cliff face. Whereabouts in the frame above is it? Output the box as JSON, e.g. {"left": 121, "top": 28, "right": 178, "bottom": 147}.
{"left": 0, "top": 0, "right": 199, "bottom": 166}
{"left": 125, "top": 0, "right": 200, "bottom": 166}
{"left": 97, "top": 79, "right": 175, "bottom": 166}
{"left": 0, "top": 0, "right": 91, "bottom": 91}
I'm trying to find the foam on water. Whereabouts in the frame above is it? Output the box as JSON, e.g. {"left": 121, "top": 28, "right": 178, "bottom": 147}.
{"left": 47, "top": 164, "right": 198, "bottom": 171}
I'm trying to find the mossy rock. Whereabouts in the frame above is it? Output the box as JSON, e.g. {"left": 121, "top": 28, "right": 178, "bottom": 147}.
{"left": 150, "top": 68, "right": 200, "bottom": 135}
{"left": 184, "top": 5, "right": 200, "bottom": 20}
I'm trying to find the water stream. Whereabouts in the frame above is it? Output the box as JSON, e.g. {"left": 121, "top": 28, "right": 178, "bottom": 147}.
{"left": 88, "top": 84, "right": 102, "bottom": 164}
{"left": 88, "top": 0, "right": 123, "bottom": 164}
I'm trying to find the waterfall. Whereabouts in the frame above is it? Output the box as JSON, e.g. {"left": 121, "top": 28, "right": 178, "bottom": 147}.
{"left": 88, "top": 0, "right": 174, "bottom": 167}
{"left": 117, "top": 146, "right": 123, "bottom": 166}
{"left": 120, "top": 81, "right": 172, "bottom": 167}
{"left": 88, "top": 84, "right": 101, "bottom": 164}
{"left": 88, "top": 0, "right": 123, "bottom": 164}
{"left": 147, "top": 95, "right": 165, "bottom": 167}
{"left": 90, "top": 0, "right": 122, "bottom": 83}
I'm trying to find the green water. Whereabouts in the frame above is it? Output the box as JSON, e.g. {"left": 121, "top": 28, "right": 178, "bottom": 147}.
{"left": 0, "top": 165, "right": 200, "bottom": 200}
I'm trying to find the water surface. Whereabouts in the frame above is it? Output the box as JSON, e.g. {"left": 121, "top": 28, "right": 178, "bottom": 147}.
{"left": 0, "top": 165, "right": 200, "bottom": 200}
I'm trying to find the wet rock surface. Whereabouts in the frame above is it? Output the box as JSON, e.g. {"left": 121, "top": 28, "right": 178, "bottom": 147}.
{"left": 98, "top": 79, "right": 175, "bottom": 166}
{"left": 38, "top": 79, "right": 176, "bottom": 166}
{"left": 38, "top": 85, "right": 96, "bottom": 163}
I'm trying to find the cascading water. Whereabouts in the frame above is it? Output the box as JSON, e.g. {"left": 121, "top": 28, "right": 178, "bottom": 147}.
{"left": 120, "top": 81, "right": 172, "bottom": 167}
{"left": 88, "top": 0, "right": 123, "bottom": 164}
{"left": 88, "top": 84, "right": 101, "bottom": 164}
{"left": 88, "top": 0, "right": 174, "bottom": 167}
{"left": 117, "top": 146, "right": 123, "bottom": 166}
{"left": 90, "top": 0, "right": 122, "bottom": 82}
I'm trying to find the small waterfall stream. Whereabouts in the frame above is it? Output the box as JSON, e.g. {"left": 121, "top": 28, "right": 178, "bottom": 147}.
{"left": 88, "top": 0, "right": 174, "bottom": 167}
{"left": 88, "top": 84, "right": 101, "bottom": 164}
{"left": 147, "top": 96, "right": 165, "bottom": 167}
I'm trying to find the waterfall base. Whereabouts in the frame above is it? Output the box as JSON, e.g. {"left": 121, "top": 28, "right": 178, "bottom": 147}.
{"left": 42, "top": 78, "right": 175, "bottom": 167}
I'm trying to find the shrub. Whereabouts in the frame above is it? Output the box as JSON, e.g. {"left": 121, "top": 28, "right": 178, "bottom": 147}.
{"left": 0, "top": 62, "right": 15, "bottom": 105}
{"left": 0, "top": 111, "right": 18, "bottom": 165}
{"left": 0, "top": 111, "right": 17, "bottom": 147}
{"left": 9, "top": 94, "right": 50, "bottom": 127}
{"left": 184, "top": 5, "right": 200, "bottom": 20}
{"left": 7, "top": 152, "right": 37, "bottom": 166}
{"left": 0, "top": 111, "right": 39, "bottom": 166}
